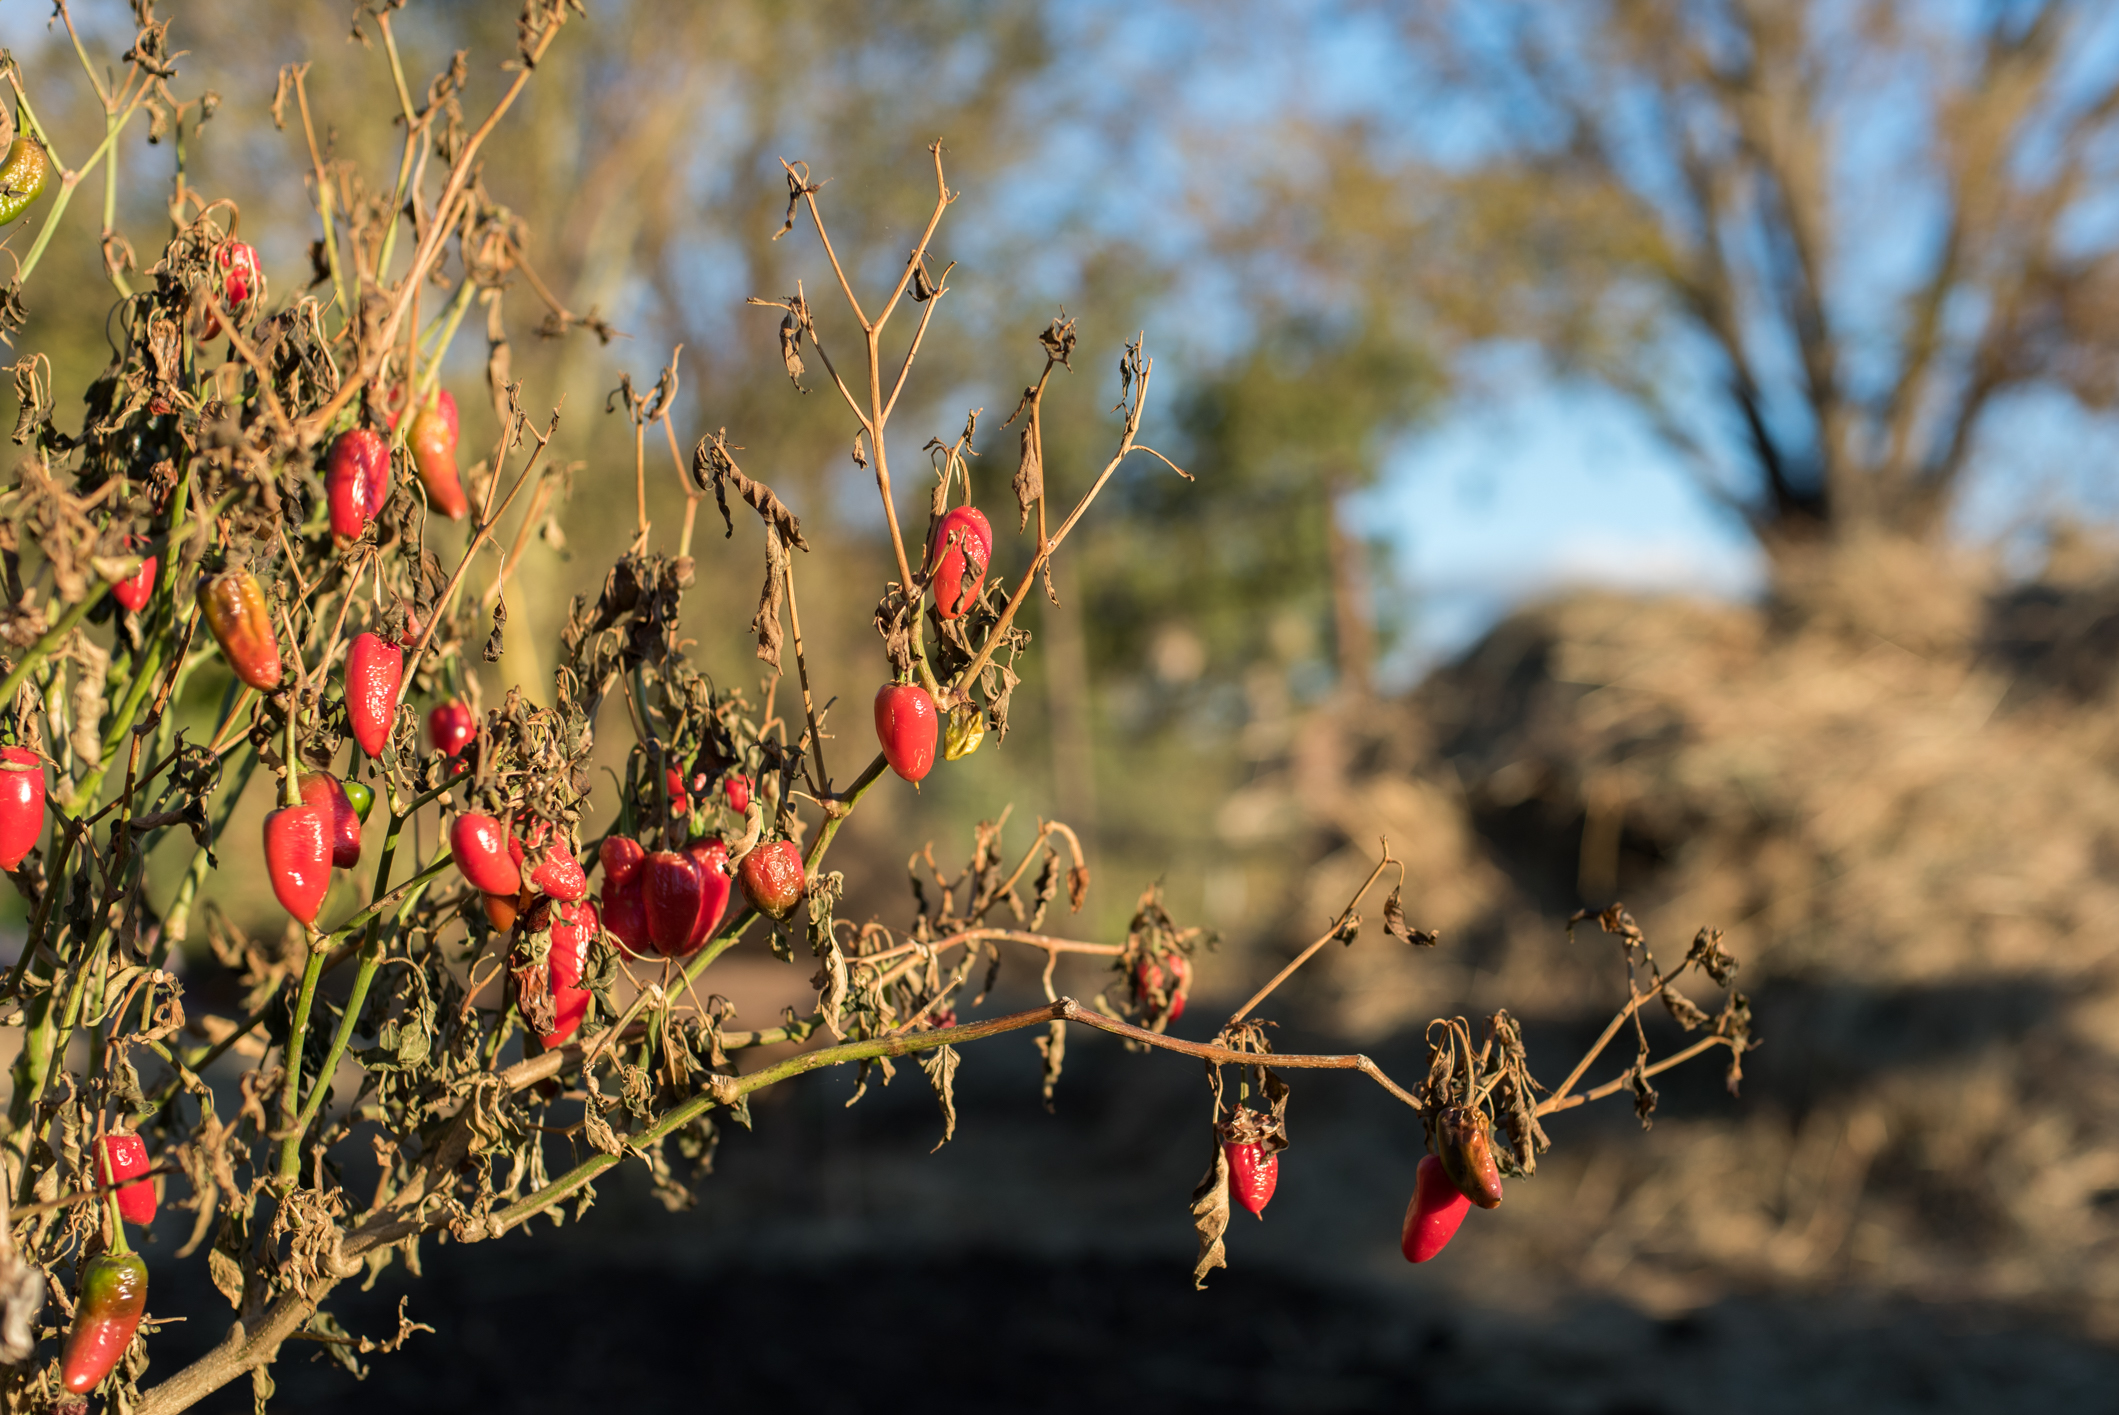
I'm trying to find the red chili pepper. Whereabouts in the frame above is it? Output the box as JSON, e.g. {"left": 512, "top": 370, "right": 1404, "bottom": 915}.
{"left": 683, "top": 838, "right": 732, "bottom": 950}
{"left": 451, "top": 813, "right": 521, "bottom": 897}
{"left": 598, "top": 837, "right": 651, "bottom": 958}
{"left": 216, "top": 241, "right": 261, "bottom": 310}
{"left": 927, "top": 505, "right": 992, "bottom": 619}
{"left": 428, "top": 701, "right": 476, "bottom": 758}
{"left": 262, "top": 802, "right": 331, "bottom": 925}
{"left": 298, "top": 772, "right": 362, "bottom": 869}
{"left": 1435, "top": 1105, "right": 1504, "bottom": 1210}
{"left": 0, "top": 746, "right": 45, "bottom": 871}
{"left": 109, "top": 538, "right": 156, "bottom": 613}
{"left": 641, "top": 850, "right": 706, "bottom": 956}
{"left": 535, "top": 897, "right": 599, "bottom": 1048}
{"left": 664, "top": 766, "right": 689, "bottom": 816}
{"left": 1400, "top": 1154, "right": 1471, "bottom": 1264}
{"left": 874, "top": 682, "right": 939, "bottom": 783}
{"left": 526, "top": 826, "right": 588, "bottom": 902}
{"left": 724, "top": 773, "right": 752, "bottom": 815}
{"left": 1225, "top": 1141, "right": 1278, "bottom": 1218}
{"left": 738, "top": 840, "right": 806, "bottom": 921}
{"left": 483, "top": 889, "right": 526, "bottom": 934}
{"left": 325, "top": 428, "right": 391, "bottom": 541}
{"left": 201, "top": 241, "right": 261, "bottom": 339}
{"left": 60, "top": 1250, "right": 147, "bottom": 1394}
{"left": 346, "top": 633, "right": 403, "bottom": 758}
{"left": 408, "top": 389, "right": 467, "bottom": 521}
{"left": 198, "top": 568, "right": 282, "bottom": 690}
{"left": 95, "top": 1134, "right": 155, "bottom": 1226}
{"left": 1133, "top": 951, "right": 1191, "bottom": 1024}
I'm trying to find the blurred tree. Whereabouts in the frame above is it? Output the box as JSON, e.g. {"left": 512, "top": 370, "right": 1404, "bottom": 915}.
{"left": 1406, "top": 0, "right": 2119, "bottom": 554}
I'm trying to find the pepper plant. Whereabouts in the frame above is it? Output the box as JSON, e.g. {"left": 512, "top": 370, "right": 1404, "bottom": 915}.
{"left": 0, "top": 4, "right": 1758, "bottom": 1412}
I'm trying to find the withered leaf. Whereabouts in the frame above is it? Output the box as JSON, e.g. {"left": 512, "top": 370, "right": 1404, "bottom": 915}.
{"left": 1012, "top": 424, "right": 1042, "bottom": 533}
{"left": 1382, "top": 885, "right": 1439, "bottom": 947}
{"left": 1034, "top": 1018, "right": 1065, "bottom": 1113}
{"left": 1661, "top": 985, "right": 1710, "bottom": 1031}
{"left": 1188, "top": 1139, "right": 1231, "bottom": 1290}
{"left": 918, "top": 1043, "right": 960, "bottom": 1152}
{"left": 752, "top": 526, "right": 786, "bottom": 671}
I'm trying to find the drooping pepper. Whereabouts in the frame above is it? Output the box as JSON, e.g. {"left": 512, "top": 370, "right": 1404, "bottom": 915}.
{"left": 723, "top": 773, "right": 752, "bottom": 815}
{"left": 737, "top": 840, "right": 806, "bottom": 921}
{"left": 530, "top": 896, "right": 599, "bottom": 1048}
{"left": 407, "top": 389, "right": 467, "bottom": 521}
{"left": 198, "top": 568, "right": 282, "bottom": 690}
{"left": 1400, "top": 1154, "right": 1471, "bottom": 1264}
{"left": 202, "top": 241, "right": 262, "bottom": 338}
{"left": 95, "top": 1133, "right": 156, "bottom": 1227}
{"left": 345, "top": 633, "right": 404, "bottom": 758}
{"left": 325, "top": 428, "right": 392, "bottom": 542}
{"left": 0, "top": 745, "right": 45, "bottom": 871}
{"left": 262, "top": 801, "right": 331, "bottom": 925}
{"left": 598, "top": 836, "right": 651, "bottom": 959}
{"left": 428, "top": 701, "right": 476, "bottom": 758}
{"left": 109, "top": 538, "right": 157, "bottom": 614}
{"left": 298, "top": 772, "right": 363, "bottom": 869}
{"left": 641, "top": 850, "right": 706, "bottom": 956}
{"left": 1435, "top": 1105, "right": 1504, "bottom": 1209}
{"left": 1225, "top": 1140, "right": 1278, "bottom": 1218}
{"left": 60, "top": 1250, "right": 147, "bottom": 1394}
{"left": 682, "top": 838, "right": 732, "bottom": 951}
{"left": 927, "top": 505, "right": 992, "bottom": 619}
{"left": 0, "top": 136, "right": 50, "bottom": 227}
{"left": 451, "top": 813, "right": 521, "bottom": 896}
{"left": 875, "top": 681, "right": 939, "bottom": 783}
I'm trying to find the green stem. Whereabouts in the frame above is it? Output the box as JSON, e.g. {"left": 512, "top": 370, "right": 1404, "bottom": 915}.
{"left": 414, "top": 277, "right": 479, "bottom": 398}
{"left": 275, "top": 931, "right": 328, "bottom": 1184}
{"left": 14, "top": 88, "right": 146, "bottom": 287}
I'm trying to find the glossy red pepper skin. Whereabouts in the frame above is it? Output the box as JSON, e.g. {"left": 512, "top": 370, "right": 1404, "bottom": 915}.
{"left": 298, "top": 773, "right": 362, "bottom": 870}
{"left": 724, "top": 773, "right": 752, "bottom": 815}
{"left": 1436, "top": 1105, "right": 1504, "bottom": 1210}
{"left": 325, "top": 428, "right": 391, "bottom": 541}
{"left": 198, "top": 569, "right": 282, "bottom": 690}
{"left": 109, "top": 539, "right": 156, "bottom": 613}
{"left": 345, "top": 633, "right": 403, "bottom": 758}
{"left": 483, "top": 890, "right": 526, "bottom": 934}
{"left": 450, "top": 813, "right": 521, "bottom": 896}
{"left": 683, "top": 839, "right": 732, "bottom": 950}
{"left": 739, "top": 841, "right": 806, "bottom": 921}
{"left": 262, "top": 803, "right": 332, "bottom": 925}
{"left": 535, "top": 897, "right": 598, "bottom": 1048}
{"left": 0, "top": 746, "right": 45, "bottom": 871}
{"left": 96, "top": 1134, "right": 156, "bottom": 1226}
{"left": 428, "top": 701, "right": 477, "bottom": 758}
{"left": 1402, "top": 1154, "right": 1472, "bottom": 1264}
{"left": 60, "top": 1251, "right": 147, "bottom": 1394}
{"left": 530, "top": 843, "right": 587, "bottom": 901}
{"left": 641, "top": 850, "right": 706, "bottom": 956}
{"left": 408, "top": 390, "right": 467, "bottom": 521}
{"left": 927, "top": 505, "right": 992, "bottom": 619}
{"left": 1226, "top": 1141, "right": 1278, "bottom": 1218}
{"left": 874, "top": 682, "right": 939, "bottom": 783}
{"left": 597, "top": 836, "right": 650, "bottom": 958}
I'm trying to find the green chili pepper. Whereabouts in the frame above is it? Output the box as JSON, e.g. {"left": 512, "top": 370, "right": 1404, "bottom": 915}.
{"left": 60, "top": 1251, "right": 147, "bottom": 1394}
{"left": 0, "top": 137, "right": 50, "bottom": 227}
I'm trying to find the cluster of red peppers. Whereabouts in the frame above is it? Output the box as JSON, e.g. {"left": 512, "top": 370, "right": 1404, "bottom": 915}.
{"left": 867, "top": 502, "right": 996, "bottom": 784}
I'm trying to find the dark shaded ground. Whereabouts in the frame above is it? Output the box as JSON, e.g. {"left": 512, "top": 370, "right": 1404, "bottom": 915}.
{"left": 129, "top": 1005, "right": 2119, "bottom": 1414}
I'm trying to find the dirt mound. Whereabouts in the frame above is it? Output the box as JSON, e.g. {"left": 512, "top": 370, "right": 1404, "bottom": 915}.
{"left": 1228, "top": 543, "right": 2119, "bottom": 1321}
